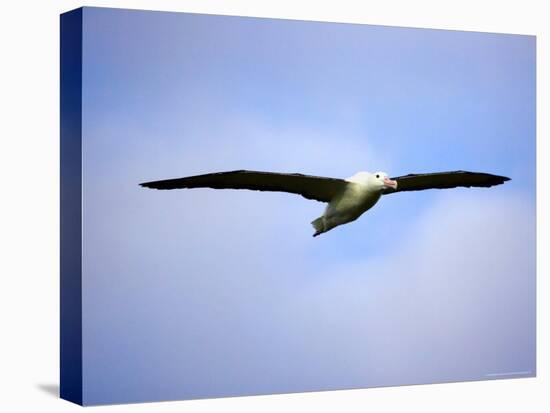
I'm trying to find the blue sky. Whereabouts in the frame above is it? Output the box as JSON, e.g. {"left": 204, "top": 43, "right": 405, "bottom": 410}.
{"left": 80, "top": 7, "right": 535, "bottom": 405}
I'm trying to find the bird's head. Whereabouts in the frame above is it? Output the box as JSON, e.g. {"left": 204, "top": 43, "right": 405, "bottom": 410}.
{"left": 346, "top": 171, "right": 398, "bottom": 191}
{"left": 370, "top": 171, "right": 398, "bottom": 191}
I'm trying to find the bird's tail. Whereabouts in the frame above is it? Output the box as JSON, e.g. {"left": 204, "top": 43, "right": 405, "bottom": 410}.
{"left": 311, "top": 216, "right": 325, "bottom": 237}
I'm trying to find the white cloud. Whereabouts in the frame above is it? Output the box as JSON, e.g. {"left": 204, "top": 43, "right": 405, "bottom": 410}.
{"left": 272, "top": 191, "right": 536, "bottom": 388}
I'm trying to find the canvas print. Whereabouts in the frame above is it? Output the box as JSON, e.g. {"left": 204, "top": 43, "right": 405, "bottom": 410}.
{"left": 60, "top": 6, "right": 536, "bottom": 406}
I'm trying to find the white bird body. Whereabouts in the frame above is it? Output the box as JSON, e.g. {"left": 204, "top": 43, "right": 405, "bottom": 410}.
{"left": 311, "top": 171, "right": 395, "bottom": 236}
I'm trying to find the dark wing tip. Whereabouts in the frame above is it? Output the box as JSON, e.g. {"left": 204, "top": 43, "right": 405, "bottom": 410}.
{"left": 139, "top": 181, "right": 167, "bottom": 189}
{"left": 480, "top": 172, "right": 511, "bottom": 187}
{"left": 139, "top": 170, "right": 254, "bottom": 190}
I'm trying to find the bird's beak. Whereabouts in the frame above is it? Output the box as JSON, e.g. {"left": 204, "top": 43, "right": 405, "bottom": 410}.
{"left": 383, "top": 177, "right": 398, "bottom": 190}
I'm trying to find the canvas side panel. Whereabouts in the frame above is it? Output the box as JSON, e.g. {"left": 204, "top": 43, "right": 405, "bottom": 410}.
{"left": 60, "top": 7, "right": 83, "bottom": 406}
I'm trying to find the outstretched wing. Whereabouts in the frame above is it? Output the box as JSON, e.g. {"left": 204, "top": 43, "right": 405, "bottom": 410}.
{"left": 383, "top": 171, "right": 510, "bottom": 195}
{"left": 140, "top": 170, "right": 348, "bottom": 202}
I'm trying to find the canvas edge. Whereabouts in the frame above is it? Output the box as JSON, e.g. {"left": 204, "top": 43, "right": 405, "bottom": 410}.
{"left": 60, "top": 7, "right": 84, "bottom": 406}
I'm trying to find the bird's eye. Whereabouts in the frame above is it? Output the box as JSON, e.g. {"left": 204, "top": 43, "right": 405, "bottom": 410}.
{"left": 376, "top": 174, "right": 380, "bottom": 179}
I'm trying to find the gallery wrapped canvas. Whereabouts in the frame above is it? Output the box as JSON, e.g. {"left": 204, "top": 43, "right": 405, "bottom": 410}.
{"left": 60, "top": 6, "right": 536, "bottom": 406}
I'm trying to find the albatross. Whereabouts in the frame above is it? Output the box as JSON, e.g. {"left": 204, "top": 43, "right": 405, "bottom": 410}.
{"left": 140, "top": 170, "right": 510, "bottom": 237}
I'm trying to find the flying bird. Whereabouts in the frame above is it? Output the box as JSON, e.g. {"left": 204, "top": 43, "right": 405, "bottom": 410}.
{"left": 140, "top": 170, "right": 510, "bottom": 237}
